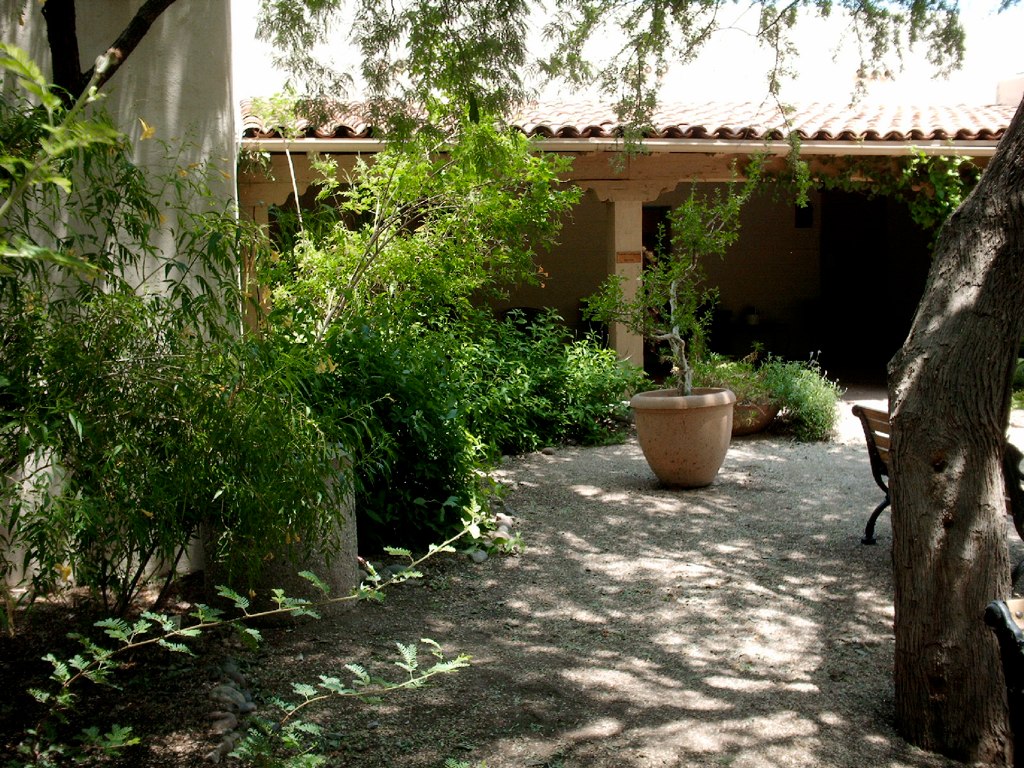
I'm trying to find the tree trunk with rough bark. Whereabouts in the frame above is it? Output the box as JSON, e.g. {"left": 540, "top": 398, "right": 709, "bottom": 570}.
{"left": 889, "top": 98, "right": 1024, "bottom": 765}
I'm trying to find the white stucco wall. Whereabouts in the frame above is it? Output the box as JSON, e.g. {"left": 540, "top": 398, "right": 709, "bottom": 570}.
{"left": 3, "top": 1, "right": 236, "bottom": 205}
{"left": 2, "top": 2, "right": 236, "bottom": 586}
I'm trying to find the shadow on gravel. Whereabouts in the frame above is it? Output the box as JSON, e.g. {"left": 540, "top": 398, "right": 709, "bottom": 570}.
{"left": 9, "top": 390, "right": 1024, "bottom": 767}
{"left": 249, "top": 398, "right": 986, "bottom": 768}
{"left": 437, "top": 437, "right": 927, "bottom": 768}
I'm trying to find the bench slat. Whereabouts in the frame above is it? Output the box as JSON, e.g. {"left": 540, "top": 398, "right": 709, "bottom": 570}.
{"left": 860, "top": 410, "right": 890, "bottom": 432}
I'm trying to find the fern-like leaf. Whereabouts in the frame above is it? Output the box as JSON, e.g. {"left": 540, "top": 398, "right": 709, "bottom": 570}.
{"left": 156, "top": 639, "right": 194, "bottom": 655}
{"left": 317, "top": 675, "right": 353, "bottom": 695}
{"left": 299, "top": 570, "right": 330, "bottom": 595}
{"left": 140, "top": 611, "right": 180, "bottom": 633}
{"left": 191, "top": 603, "right": 224, "bottom": 623}
{"left": 427, "top": 656, "right": 472, "bottom": 674}
{"left": 395, "top": 642, "right": 418, "bottom": 673}
{"left": 236, "top": 625, "right": 262, "bottom": 650}
{"left": 291, "top": 682, "right": 318, "bottom": 699}
{"left": 388, "top": 568, "right": 422, "bottom": 584}
{"left": 356, "top": 585, "right": 384, "bottom": 602}
{"left": 28, "top": 687, "right": 51, "bottom": 704}
{"left": 345, "top": 663, "right": 370, "bottom": 685}
{"left": 95, "top": 618, "right": 131, "bottom": 642}
{"left": 216, "top": 585, "right": 250, "bottom": 611}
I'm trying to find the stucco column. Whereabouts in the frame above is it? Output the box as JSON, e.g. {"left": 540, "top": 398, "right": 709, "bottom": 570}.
{"left": 605, "top": 197, "right": 645, "bottom": 363}
{"left": 588, "top": 180, "right": 674, "bottom": 364}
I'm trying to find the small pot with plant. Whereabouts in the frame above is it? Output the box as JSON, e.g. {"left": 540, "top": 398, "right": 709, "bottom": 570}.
{"left": 693, "top": 350, "right": 781, "bottom": 436}
{"left": 694, "top": 349, "right": 844, "bottom": 440}
{"left": 584, "top": 163, "right": 761, "bottom": 487}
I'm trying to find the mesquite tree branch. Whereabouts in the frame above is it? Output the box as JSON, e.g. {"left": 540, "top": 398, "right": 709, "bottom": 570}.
{"left": 41, "top": 0, "right": 180, "bottom": 106}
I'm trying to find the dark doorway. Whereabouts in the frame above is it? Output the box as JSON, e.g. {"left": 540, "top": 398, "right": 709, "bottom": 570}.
{"left": 818, "top": 190, "right": 932, "bottom": 385}
{"left": 642, "top": 206, "right": 673, "bottom": 378}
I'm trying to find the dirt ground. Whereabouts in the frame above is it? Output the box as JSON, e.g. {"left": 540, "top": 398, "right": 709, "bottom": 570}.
{"left": 4, "top": 387, "right": 1024, "bottom": 767}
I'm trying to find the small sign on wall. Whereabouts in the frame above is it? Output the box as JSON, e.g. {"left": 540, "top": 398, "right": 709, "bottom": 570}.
{"left": 616, "top": 251, "right": 642, "bottom": 264}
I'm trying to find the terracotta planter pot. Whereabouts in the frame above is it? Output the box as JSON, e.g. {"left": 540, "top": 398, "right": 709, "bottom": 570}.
{"left": 732, "top": 402, "right": 780, "bottom": 436}
{"left": 630, "top": 387, "right": 736, "bottom": 488}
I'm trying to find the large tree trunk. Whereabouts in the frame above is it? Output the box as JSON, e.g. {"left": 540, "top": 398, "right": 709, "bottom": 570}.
{"left": 889, "top": 97, "right": 1024, "bottom": 765}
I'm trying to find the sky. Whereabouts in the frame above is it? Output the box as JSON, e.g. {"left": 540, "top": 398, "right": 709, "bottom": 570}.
{"left": 231, "top": 2, "right": 1024, "bottom": 107}
{"left": 651, "top": 2, "right": 1024, "bottom": 105}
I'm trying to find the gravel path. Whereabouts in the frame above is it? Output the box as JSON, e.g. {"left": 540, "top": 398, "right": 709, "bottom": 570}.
{"left": 418, "top": 384, "right": 1018, "bottom": 768}
{"left": 116, "top": 385, "right": 1024, "bottom": 767}
{"left": 8, "top": 387, "right": 1024, "bottom": 767}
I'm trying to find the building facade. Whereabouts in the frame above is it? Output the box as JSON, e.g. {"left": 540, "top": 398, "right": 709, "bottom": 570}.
{"left": 239, "top": 98, "right": 1015, "bottom": 382}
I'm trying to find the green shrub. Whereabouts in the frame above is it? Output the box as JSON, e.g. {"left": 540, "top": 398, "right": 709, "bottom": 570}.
{"left": 257, "top": 116, "right": 586, "bottom": 551}
{"left": 0, "top": 72, "right": 345, "bottom": 611}
{"left": 454, "top": 310, "right": 647, "bottom": 456}
{"left": 693, "top": 352, "right": 843, "bottom": 441}
{"left": 760, "top": 357, "right": 844, "bottom": 441}
{"left": 4, "top": 293, "right": 347, "bottom": 612}
{"left": 561, "top": 334, "right": 648, "bottom": 443}
{"left": 692, "top": 352, "right": 778, "bottom": 406}
{"left": 314, "top": 310, "right": 646, "bottom": 552}
{"left": 318, "top": 320, "right": 482, "bottom": 553}
{"left": 193, "top": 337, "right": 353, "bottom": 594}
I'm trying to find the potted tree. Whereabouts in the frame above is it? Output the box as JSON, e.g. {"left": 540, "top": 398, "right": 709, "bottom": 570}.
{"left": 585, "top": 163, "right": 761, "bottom": 486}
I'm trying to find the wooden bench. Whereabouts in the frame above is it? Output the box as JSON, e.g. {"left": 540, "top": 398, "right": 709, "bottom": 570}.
{"left": 852, "top": 404, "right": 891, "bottom": 545}
{"left": 854, "top": 408, "right": 1024, "bottom": 557}
{"left": 985, "top": 598, "right": 1024, "bottom": 755}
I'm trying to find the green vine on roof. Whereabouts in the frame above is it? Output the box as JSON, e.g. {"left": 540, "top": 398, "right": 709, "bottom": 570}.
{"left": 888, "top": 151, "right": 981, "bottom": 233}
{"left": 781, "top": 140, "right": 981, "bottom": 243}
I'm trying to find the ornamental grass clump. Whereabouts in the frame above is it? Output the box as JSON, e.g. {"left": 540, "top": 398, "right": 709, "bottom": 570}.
{"left": 759, "top": 356, "right": 843, "bottom": 441}
{"left": 692, "top": 351, "right": 778, "bottom": 408}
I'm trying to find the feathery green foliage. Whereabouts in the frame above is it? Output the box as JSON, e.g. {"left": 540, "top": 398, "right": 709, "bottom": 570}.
{"left": 255, "top": 1, "right": 966, "bottom": 138}
{"left": 0, "top": 49, "right": 350, "bottom": 614}
{"left": 258, "top": 109, "right": 640, "bottom": 548}
{"left": 13, "top": 518, "right": 476, "bottom": 767}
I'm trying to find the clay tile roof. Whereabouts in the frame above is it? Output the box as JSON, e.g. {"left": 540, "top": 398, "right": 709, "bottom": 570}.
{"left": 240, "top": 98, "right": 1016, "bottom": 144}
{"left": 239, "top": 99, "right": 374, "bottom": 139}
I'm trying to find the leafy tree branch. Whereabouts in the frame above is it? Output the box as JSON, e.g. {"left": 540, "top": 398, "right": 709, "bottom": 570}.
{"left": 39, "top": 0, "right": 179, "bottom": 104}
